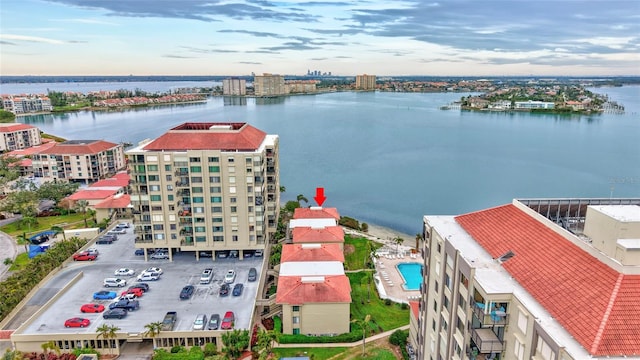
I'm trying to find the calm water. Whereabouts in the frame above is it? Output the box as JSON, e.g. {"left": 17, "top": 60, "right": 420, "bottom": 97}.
{"left": 15, "top": 85, "right": 640, "bottom": 235}
{"left": 397, "top": 263, "right": 424, "bottom": 291}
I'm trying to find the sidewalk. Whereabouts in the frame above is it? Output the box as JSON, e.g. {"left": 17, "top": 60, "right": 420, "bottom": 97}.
{"left": 0, "top": 231, "right": 19, "bottom": 281}
{"left": 274, "top": 325, "right": 410, "bottom": 348}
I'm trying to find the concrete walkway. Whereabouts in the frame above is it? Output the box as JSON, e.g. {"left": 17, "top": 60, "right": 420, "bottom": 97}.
{"left": 0, "top": 229, "right": 19, "bottom": 281}
{"left": 274, "top": 325, "right": 410, "bottom": 348}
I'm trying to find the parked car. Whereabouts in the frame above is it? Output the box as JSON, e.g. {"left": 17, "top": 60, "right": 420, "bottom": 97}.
{"left": 128, "top": 283, "right": 150, "bottom": 292}
{"left": 144, "top": 267, "right": 163, "bottom": 275}
{"left": 254, "top": 249, "right": 263, "bottom": 257}
{"left": 93, "top": 291, "right": 117, "bottom": 300}
{"left": 80, "top": 303, "right": 105, "bottom": 313}
{"left": 137, "top": 273, "right": 160, "bottom": 282}
{"left": 150, "top": 252, "right": 169, "bottom": 260}
{"left": 248, "top": 268, "right": 257, "bottom": 282}
{"left": 221, "top": 311, "right": 235, "bottom": 330}
{"left": 161, "top": 311, "right": 177, "bottom": 331}
{"left": 228, "top": 250, "right": 239, "bottom": 258}
{"left": 208, "top": 314, "right": 220, "bottom": 330}
{"left": 115, "top": 222, "right": 130, "bottom": 229}
{"left": 224, "top": 269, "right": 236, "bottom": 283}
{"left": 114, "top": 268, "right": 135, "bottom": 276}
{"left": 232, "top": 283, "right": 244, "bottom": 296}
{"left": 200, "top": 268, "right": 213, "bottom": 284}
{"left": 217, "top": 251, "right": 228, "bottom": 259}
{"left": 103, "top": 308, "right": 127, "bottom": 319}
{"left": 108, "top": 228, "right": 126, "bottom": 235}
{"left": 192, "top": 314, "right": 207, "bottom": 330}
{"left": 119, "top": 293, "right": 138, "bottom": 301}
{"left": 64, "top": 317, "right": 90, "bottom": 328}
{"left": 73, "top": 251, "right": 97, "bottom": 261}
{"left": 219, "top": 283, "right": 230, "bottom": 297}
{"left": 109, "top": 299, "right": 139, "bottom": 311}
{"left": 199, "top": 251, "right": 212, "bottom": 258}
{"left": 103, "top": 278, "right": 127, "bottom": 287}
{"left": 102, "top": 234, "right": 118, "bottom": 241}
{"left": 134, "top": 249, "right": 145, "bottom": 256}
{"left": 96, "top": 237, "right": 113, "bottom": 245}
{"left": 86, "top": 247, "right": 99, "bottom": 256}
{"left": 179, "top": 285, "right": 195, "bottom": 300}
{"left": 121, "top": 288, "right": 144, "bottom": 298}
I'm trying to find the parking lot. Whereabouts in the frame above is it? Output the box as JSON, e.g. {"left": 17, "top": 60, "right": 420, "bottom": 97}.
{"left": 19, "top": 226, "right": 263, "bottom": 336}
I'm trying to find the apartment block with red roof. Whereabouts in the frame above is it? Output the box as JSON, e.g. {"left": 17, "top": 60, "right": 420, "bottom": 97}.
{"left": 125, "top": 122, "right": 279, "bottom": 260}
{"left": 293, "top": 206, "right": 340, "bottom": 220}
{"left": 0, "top": 123, "right": 42, "bottom": 151}
{"left": 291, "top": 225, "right": 345, "bottom": 250}
{"left": 276, "top": 243, "right": 352, "bottom": 336}
{"left": 413, "top": 198, "right": 640, "bottom": 360}
{"left": 31, "top": 140, "right": 126, "bottom": 183}
{"left": 63, "top": 171, "right": 131, "bottom": 221}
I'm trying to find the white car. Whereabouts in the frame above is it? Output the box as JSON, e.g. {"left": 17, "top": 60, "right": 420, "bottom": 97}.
{"left": 103, "top": 278, "right": 127, "bottom": 287}
{"left": 114, "top": 268, "right": 135, "bottom": 276}
{"left": 145, "top": 267, "right": 163, "bottom": 275}
{"left": 150, "top": 252, "right": 169, "bottom": 260}
{"left": 224, "top": 270, "right": 236, "bottom": 284}
{"left": 137, "top": 273, "right": 160, "bottom": 282}
{"left": 86, "top": 247, "right": 99, "bottom": 256}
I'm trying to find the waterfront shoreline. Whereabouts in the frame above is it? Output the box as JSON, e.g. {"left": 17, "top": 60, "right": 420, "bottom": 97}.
{"left": 343, "top": 222, "right": 417, "bottom": 249}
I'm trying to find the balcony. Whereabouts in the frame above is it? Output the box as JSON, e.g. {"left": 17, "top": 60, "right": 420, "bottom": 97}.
{"left": 175, "top": 169, "right": 189, "bottom": 176}
{"left": 472, "top": 302, "right": 508, "bottom": 327}
{"left": 175, "top": 180, "right": 190, "bottom": 187}
{"left": 470, "top": 328, "right": 505, "bottom": 354}
{"left": 135, "top": 237, "right": 154, "bottom": 244}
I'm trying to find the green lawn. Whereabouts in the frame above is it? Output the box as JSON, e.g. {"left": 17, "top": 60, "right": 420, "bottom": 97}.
{"left": 271, "top": 347, "right": 347, "bottom": 360}
{"left": 8, "top": 253, "right": 30, "bottom": 271}
{"left": 0, "top": 213, "right": 90, "bottom": 237}
{"left": 344, "top": 235, "right": 381, "bottom": 271}
{"left": 348, "top": 271, "right": 410, "bottom": 332}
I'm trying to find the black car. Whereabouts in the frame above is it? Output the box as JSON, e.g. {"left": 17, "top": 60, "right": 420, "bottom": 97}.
{"left": 103, "top": 308, "right": 127, "bottom": 319}
{"left": 219, "top": 283, "right": 230, "bottom": 297}
{"left": 179, "top": 285, "right": 195, "bottom": 300}
{"left": 129, "top": 283, "right": 149, "bottom": 292}
{"left": 108, "top": 299, "right": 139, "bottom": 311}
{"left": 208, "top": 314, "right": 220, "bottom": 330}
{"left": 134, "top": 249, "right": 144, "bottom": 256}
{"left": 232, "top": 283, "right": 244, "bottom": 296}
{"left": 96, "top": 237, "right": 113, "bottom": 245}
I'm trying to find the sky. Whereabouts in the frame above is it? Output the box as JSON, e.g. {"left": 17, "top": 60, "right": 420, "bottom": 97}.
{"left": 1, "top": 0, "right": 639, "bottom": 76}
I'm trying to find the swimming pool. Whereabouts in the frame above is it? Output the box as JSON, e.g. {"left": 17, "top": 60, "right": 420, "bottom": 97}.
{"left": 397, "top": 262, "right": 423, "bottom": 291}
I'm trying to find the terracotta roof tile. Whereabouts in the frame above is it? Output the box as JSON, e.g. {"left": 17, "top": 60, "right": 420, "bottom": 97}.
{"left": 94, "top": 194, "right": 131, "bottom": 209}
{"left": 0, "top": 123, "right": 36, "bottom": 132}
{"left": 6, "top": 141, "right": 57, "bottom": 157}
{"left": 409, "top": 301, "right": 420, "bottom": 320}
{"left": 292, "top": 226, "right": 344, "bottom": 244}
{"left": 281, "top": 243, "right": 345, "bottom": 263}
{"left": 67, "top": 189, "right": 117, "bottom": 201}
{"left": 455, "top": 204, "right": 640, "bottom": 356}
{"left": 276, "top": 275, "right": 351, "bottom": 305}
{"left": 90, "top": 174, "right": 130, "bottom": 188}
{"left": 142, "top": 122, "right": 266, "bottom": 151}
{"left": 39, "top": 140, "right": 119, "bottom": 155}
{"left": 294, "top": 207, "right": 340, "bottom": 220}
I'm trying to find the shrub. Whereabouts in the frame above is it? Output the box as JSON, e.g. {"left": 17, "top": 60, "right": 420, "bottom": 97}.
{"left": 339, "top": 216, "right": 359, "bottom": 230}
{"left": 385, "top": 298, "right": 392, "bottom": 306}
{"left": 262, "top": 317, "right": 274, "bottom": 330}
{"left": 170, "top": 346, "right": 186, "bottom": 353}
{"left": 401, "top": 303, "right": 408, "bottom": 310}
{"left": 203, "top": 343, "right": 217, "bottom": 357}
{"left": 389, "top": 329, "right": 408, "bottom": 346}
{"left": 273, "top": 316, "right": 282, "bottom": 333}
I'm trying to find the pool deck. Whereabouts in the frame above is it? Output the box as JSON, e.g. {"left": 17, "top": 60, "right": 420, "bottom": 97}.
{"left": 374, "top": 250, "right": 422, "bottom": 303}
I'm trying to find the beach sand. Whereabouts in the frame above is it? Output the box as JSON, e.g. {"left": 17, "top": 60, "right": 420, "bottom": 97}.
{"left": 343, "top": 222, "right": 418, "bottom": 249}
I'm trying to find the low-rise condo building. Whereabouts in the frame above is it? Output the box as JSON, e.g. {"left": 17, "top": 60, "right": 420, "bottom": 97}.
{"left": 0, "top": 123, "right": 42, "bottom": 151}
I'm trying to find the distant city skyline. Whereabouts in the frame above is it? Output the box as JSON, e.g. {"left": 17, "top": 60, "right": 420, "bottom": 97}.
{"left": 1, "top": 0, "right": 639, "bottom": 77}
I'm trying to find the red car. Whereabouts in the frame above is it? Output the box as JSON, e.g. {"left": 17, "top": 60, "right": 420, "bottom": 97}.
{"left": 73, "top": 251, "right": 97, "bottom": 261}
{"left": 121, "top": 288, "right": 144, "bottom": 297}
{"left": 80, "top": 303, "right": 105, "bottom": 313}
{"left": 64, "top": 317, "right": 90, "bottom": 328}
{"left": 221, "top": 311, "right": 235, "bottom": 330}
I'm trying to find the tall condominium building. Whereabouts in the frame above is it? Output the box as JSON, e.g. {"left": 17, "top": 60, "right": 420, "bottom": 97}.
{"left": 413, "top": 198, "right": 640, "bottom": 360}
{"left": 0, "top": 123, "right": 42, "bottom": 151}
{"left": 253, "top": 73, "right": 285, "bottom": 97}
{"left": 1, "top": 95, "right": 53, "bottom": 115}
{"left": 222, "top": 78, "right": 247, "bottom": 96}
{"left": 355, "top": 74, "right": 376, "bottom": 90}
{"left": 126, "top": 122, "right": 280, "bottom": 260}
{"left": 31, "top": 140, "right": 126, "bottom": 183}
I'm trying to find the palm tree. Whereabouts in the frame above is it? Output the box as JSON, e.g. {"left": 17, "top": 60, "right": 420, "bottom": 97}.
{"left": 296, "top": 194, "right": 308, "bottom": 207}
{"left": 51, "top": 225, "right": 66, "bottom": 241}
{"left": 20, "top": 216, "right": 38, "bottom": 233}
{"left": 96, "top": 324, "right": 120, "bottom": 354}
{"left": 351, "top": 314, "right": 371, "bottom": 356}
{"left": 143, "top": 321, "right": 163, "bottom": 348}
{"left": 279, "top": 186, "right": 286, "bottom": 193}
{"left": 41, "top": 341, "right": 60, "bottom": 360}
{"left": 393, "top": 236, "right": 404, "bottom": 255}
{"left": 75, "top": 200, "right": 89, "bottom": 227}
{"left": 255, "top": 328, "right": 278, "bottom": 360}
{"left": 415, "top": 233, "right": 423, "bottom": 250}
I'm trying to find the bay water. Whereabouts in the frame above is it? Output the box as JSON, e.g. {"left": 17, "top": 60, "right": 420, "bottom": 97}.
{"left": 14, "top": 84, "right": 640, "bottom": 235}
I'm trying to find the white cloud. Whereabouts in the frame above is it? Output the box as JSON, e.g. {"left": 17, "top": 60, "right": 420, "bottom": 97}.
{"left": 0, "top": 34, "right": 65, "bottom": 45}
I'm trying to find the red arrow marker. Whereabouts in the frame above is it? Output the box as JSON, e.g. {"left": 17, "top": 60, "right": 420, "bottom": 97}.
{"left": 314, "top": 187, "right": 326, "bottom": 206}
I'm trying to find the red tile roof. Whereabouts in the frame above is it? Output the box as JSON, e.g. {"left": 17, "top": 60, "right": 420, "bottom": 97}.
{"left": 94, "top": 194, "right": 131, "bottom": 209}
{"left": 276, "top": 275, "right": 352, "bottom": 305}
{"left": 294, "top": 207, "right": 340, "bottom": 220}
{"left": 6, "top": 141, "right": 57, "bottom": 157}
{"left": 455, "top": 204, "right": 640, "bottom": 357}
{"left": 0, "top": 123, "right": 36, "bottom": 132}
{"left": 142, "top": 122, "right": 267, "bottom": 151}
{"left": 281, "top": 243, "right": 345, "bottom": 263}
{"left": 90, "top": 174, "right": 130, "bottom": 188}
{"left": 39, "top": 140, "right": 119, "bottom": 155}
{"left": 409, "top": 301, "right": 420, "bottom": 320}
{"left": 292, "top": 226, "right": 345, "bottom": 244}
{"left": 67, "top": 189, "right": 117, "bottom": 201}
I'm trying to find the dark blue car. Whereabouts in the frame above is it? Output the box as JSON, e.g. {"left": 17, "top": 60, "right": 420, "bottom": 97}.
{"left": 232, "top": 283, "right": 243, "bottom": 296}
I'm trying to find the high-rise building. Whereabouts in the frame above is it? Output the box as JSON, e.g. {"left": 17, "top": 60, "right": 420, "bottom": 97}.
{"left": 0, "top": 123, "right": 41, "bottom": 151}
{"left": 413, "top": 198, "right": 640, "bottom": 360}
{"left": 222, "top": 78, "right": 246, "bottom": 96}
{"left": 253, "top": 73, "right": 285, "bottom": 97}
{"left": 355, "top": 74, "right": 376, "bottom": 90}
{"left": 126, "top": 122, "right": 280, "bottom": 260}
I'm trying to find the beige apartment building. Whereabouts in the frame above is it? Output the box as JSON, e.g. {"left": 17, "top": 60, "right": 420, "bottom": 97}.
{"left": 0, "top": 123, "right": 42, "bottom": 151}
{"left": 253, "top": 73, "right": 285, "bottom": 97}
{"left": 126, "top": 122, "right": 280, "bottom": 259}
{"left": 31, "top": 140, "right": 126, "bottom": 183}
{"left": 1, "top": 95, "right": 53, "bottom": 115}
{"left": 222, "top": 78, "right": 246, "bottom": 96}
{"left": 355, "top": 74, "right": 376, "bottom": 90}
{"left": 413, "top": 198, "right": 640, "bottom": 360}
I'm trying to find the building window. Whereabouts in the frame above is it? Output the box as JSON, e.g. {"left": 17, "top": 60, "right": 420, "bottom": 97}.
{"left": 148, "top": 175, "right": 159, "bottom": 181}
{"left": 167, "top": 195, "right": 174, "bottom": 201}
{"left": 210, "top": 176, "right": 221, "bottom": 183}
{"left": 191, "top": 176, "right": 202, "bottom": 183}
{"left": 230, "top": 197, "right": 237, "bottom": 203}
{"left": 212, "top": 206, "right": 222, "bottom": 213}
{"left": 213, "top": 217, "right": 223, "bottom": 223}
{"left": 517, "top": 310, "right": 528, "bottom": 334}
{"left": 292, "top": 306, "right": 300, "bottom": 312}
{"left": 211, "top": 197, "right": 222, "bottom": 203}
{"left": 458, "top": 294, "right": 466, "bottom": 310}
{"left": 150, "top": 185, "right": 160, "bottom": 191}
{"left": 514, "top": 338, "right": 525, "bottom": 360}
{"left": 213, "top": 236, "right": 224, "bottom": 242}
{"left": 434, "top": 281, "right": 439, "bottom": 293}
{"left": 443, "top": 296, "right": 450, "bottom": 310}
{"left": 433, "top": 301, "right": 437, "bottom": 312}
{"left": 437, "top": 242, "right": 442, "bottom": 253}
{"left": 210, "top": 186, "right": 221, "bottom": 193}
{"left": 153, "top": 224, "right": 164, "bottom": 231}
{"left": 213, "top": 226, "right": 223, "bottom": 232}
{"left": 196, "top": 236, "right": 206, "bottom": 242}
{"left": 292, "top": 316, "right": 300, "bottom": 324}
{"left": 228, "top": 157, "right": 234, "bottom": 163}
{"left": 432, "top": 320, "right": 436, "bottom": 331}
{"left": 150, "top": 195, "right": 161, "bottom": 201}
{"left": 228, "top": 166, "right": 235, "bottom": 173}
{"left": 456, "top": 318, "right": 464, "bottom": 334}
{"left": 229, "top": 176, "right": 236, "bottom": 183}
{"left": 460, "top": 273, "right": 469, "bottom": 288}
{"left": 192, "top": 187, "right": 203, "bottom": 193}
{"left": 147, "top": 165, "right": 158, "bottom": 171}
{"left": 292, "top": 328, "right": 300, "bottom": 335}
{"left": 230, "top": 206, "right": 237, "bottom": 213}
{"left": 209, "top": 166, "right": 220, "bottom": 172}
{"left": 167, "top": 185, "right": 173, "bottom": 191}
{"left": 229, "top": 186, "right": 236, "bottom": 194}
{"left": 190, "top": 166, "right": 202, "bottom": 173}
{"left": 165, "top": 165, "right": 171, "bottom": 171}
{"left": 208, "top": 157, "right": 219, "bottom": 162}
{"left": 193, "top": 197, "right": 204, "bottom": 203}
{"left": 194, "top": 207, "right": 204, "bottom": 213}
{"left": 195, "top": 226, "right": 206, "bottom": 233}
{"left": 444, "top": 273, "right": 451, "bottom": 289}
{"left": 535, "top": 336, "right": 556, "bottom": 360}
{"left": 154, "top": 233, "right": 165, "bottom": 240}
{"left": 232, "top": 235, "right": 238, "bottom": 242}
{"left": 166, "top": 175, "right": 172, "bottom": 181}
{"left": 189, "top": 157, "right": 201, "bottom": 163}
